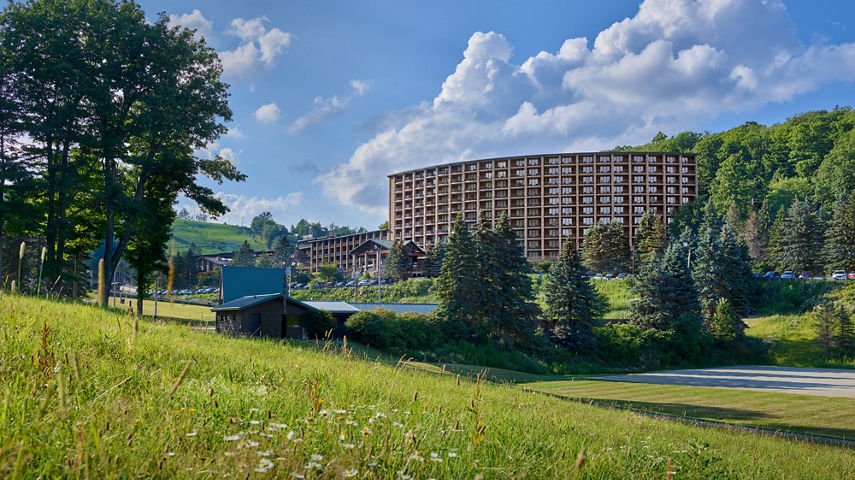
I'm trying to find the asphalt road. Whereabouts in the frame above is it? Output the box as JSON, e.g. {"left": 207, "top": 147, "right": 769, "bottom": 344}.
{"left": 594, "top": 365, "right": 855, "bottom": 398}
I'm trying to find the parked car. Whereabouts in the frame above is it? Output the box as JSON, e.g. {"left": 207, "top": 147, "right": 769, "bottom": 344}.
{"left": 849, "top": 272, "right": 855, "bottom": 280}
{"left": 798, "top": 271, "right": 812, "bottom": 279}
{"left": 762, "top": 271, "right": 777, "bottom": 280}
{"left": 358, "top": 280, "right": 369, "bottom": 287}
{"left": 780, "top": 271, "right": 795, "bottom": 280}
{"left": 591, "top": 274, "right": 604, "bottom": 280}
{"left": 833, "top": 270, "right": 847, "bottom": 280}
{"left": 616, "top": 272, "right": 628, "bottom": 280}
{"left": 604, "top": 273, "right": 615, "bottom": 280}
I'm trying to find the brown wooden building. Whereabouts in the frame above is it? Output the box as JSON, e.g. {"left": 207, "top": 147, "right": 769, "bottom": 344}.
{"left": 211, "top": 294, "right": 319, "bottom": 339}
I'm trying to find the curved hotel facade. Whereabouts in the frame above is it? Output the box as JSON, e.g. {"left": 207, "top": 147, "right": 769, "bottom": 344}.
{"left": 388, "top": 152, "right": 697, "bottom": 261}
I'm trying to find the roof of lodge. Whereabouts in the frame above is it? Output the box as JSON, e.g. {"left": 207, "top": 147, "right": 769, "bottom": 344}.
{"left": 211, "top": 293, "right": 319, "bottom": 312}
{"left": 351, "top": 303, "right": 438, "bottom": 315}
{"left": 300, "top": 301, "right": 360, "bottom": 314}
{"left": 296, "top": 229, "right": 387, "bottom": 246}
{"left": 387, "top": 151, "right": 696, "bottom": 177}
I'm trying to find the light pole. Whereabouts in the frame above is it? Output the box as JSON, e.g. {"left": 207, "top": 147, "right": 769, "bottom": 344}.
{"left": 683, "top": 241, "right": 692, "bottom": 270}
{"left": 374, "top": 245, "right": 382, "bottom": 303}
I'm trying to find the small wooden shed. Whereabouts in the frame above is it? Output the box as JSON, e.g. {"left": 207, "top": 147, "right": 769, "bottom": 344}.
{"left": 212, "top": 293, "right": 319, "bottom": 339}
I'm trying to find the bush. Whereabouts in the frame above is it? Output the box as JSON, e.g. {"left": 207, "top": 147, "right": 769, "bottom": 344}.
{"left": 344, "top": 310, "right": 390, "bottom": 348}
{"left": 304, "top": 310, "right": 335, "bottom": 339}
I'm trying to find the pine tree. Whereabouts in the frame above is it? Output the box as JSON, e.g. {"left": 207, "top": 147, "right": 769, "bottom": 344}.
{"left": 823, "top": 193, "right": 855, "bottom": 272}
{"left": 838, "top": 309, "right": 855, "bottom": 357}
{"left": 701, "top": 197, "right": 723, "bottom": 235}
{"left": 272, "top": 235, "right": 294, "bottom": 268}
{"left": 768, "top": 206, "right": 787, "bottom": 271}
{"left": 473, "top": 215, "right": 500, "bottom": 327}
{"left": 693, "top": 223, "right": 726, "bottom": 327}
{"left": 709, "top": 298, "right": 742, "bottom": 343}
{"left": 435, "top": 214, "right": 484, "bottom": 341}
{"left": 383, "top": 239, "right": 411, "bottom": 282}
{"left": 581, "top": 220, "right": 631, "bottom": 274}
{"left": 725, "top": 203, "right": 743, "bottom": 236}
{"left": 232, "top": 241, "right": 256, "bottom": 267}
{"left": 719, "top": 224, "right": 752, "bottom": 316}
{"left": 422, "top": 241, "right": 446, "bottom": 278}
{"left": 630, "top": 253, "right": 679, "bottom": 331}
{"left": 491, "top": 212, "right": 537, "bottom": 344}
{"left": 635, "top": 211, "right": 665, "bottom": 264}
{"left": 742, "top": 202, "right": 770, "bottom": 264}
{"left": 543, "top": 236, "right": 604, "bottom": 351}
{"left": 778, "top": 199, "right": 825, "bottom": 273}
{"left": 813, "top": 302, "right": 839, "bottom": 357}
{"left": 660, "top": 240, "right": 702, "bottom": 335}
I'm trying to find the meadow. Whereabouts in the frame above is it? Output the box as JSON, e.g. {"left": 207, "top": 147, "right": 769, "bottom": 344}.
{"left": 2, "top": 294, "right": 854, "bottom": 479}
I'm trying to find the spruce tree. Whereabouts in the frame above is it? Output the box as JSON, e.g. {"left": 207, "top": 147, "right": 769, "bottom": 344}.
{"left": 491, "top": 212, "right": 537, "bottom": 344}
{"left": 581, "top": 221, "right": 631, "bottom": 273}
{"left": 719, "top": 224, "right": 752, "bottom": 316}
{"left": 778, "top": 198, "right": 825, "bottom": 273}
{"left": 813, "top": 302, "right": 838, "bottom": 356}
{"left": 693, "top": 223, "right": 726, "bottom": 327}
{"left": 701, "top": 197, "right": 723, "bottom": 235}
{"left": 473, "top": 215, "right": 500, "bottom": 327}
{"left": 742, "top": 205, "right": 769, "bottom": 264}
{"left": 543, "top": 236, "right": 604, "bottom": 351}
{"left": 660, "top": 240, "right": 702, "bottom": 335}
{"left": 709, "top": 298, "right": 742, "bottom": 343}
{"left": 630, "top": 253, "right": 679, "bottom": 331}
{"left": 435, "top": 214, "right": 484, "bottom": 341}
{"left": 635, "top": 211, "right": 665, "bottom": 265}
{"left": 823, "top": 193, "right": 855, "bottom": 272}
{"left": 232, "top": 241, "right": 256, "bottom": 267}
{"left": 422, "top": 241, "right": 447, "bottom": 278}
{"left": 383, "top": 239, "right": 411, "bottom": 282}
{"left": 768, "top": 207, "right": 787, "bottom": 271}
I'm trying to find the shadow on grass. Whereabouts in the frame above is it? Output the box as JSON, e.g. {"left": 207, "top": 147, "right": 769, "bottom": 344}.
{"left": 536, "top": 391, "right": 855, "bottom": 441}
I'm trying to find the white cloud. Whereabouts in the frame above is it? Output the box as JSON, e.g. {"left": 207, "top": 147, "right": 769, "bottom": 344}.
{"left": 221, "top": 16, "right": 292, "bottom": 79}
{"left": 224, "top": 127, "right": 246, "bottom": 139}
{"left": 217, "top": 147, "right": 240, "bottom": 167}
{"left": 289, "top": 80, "right": 371, "bottom": 133}
{"left": 319, "top": 0, "right": 855, "bottom": 213}
{"left": 255, "top": 103, "right": 281, "bottom": 123}
{"left": 213, "top": 192, "right": 304, "bottom": 225}
{"left": 168, "top": 9, "right": 212, "bottom": 41}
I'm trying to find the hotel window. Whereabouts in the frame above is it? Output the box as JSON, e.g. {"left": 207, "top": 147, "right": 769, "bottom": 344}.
{"left": 634, "top": 206, "right": 644, "bottom": 213}
{"left": 666, "top": 166, "right": 676, "bottom": 173}
{"left": 562, "top": 177, "right": 573, "bottom": 184}
{"left": 614, "top": 206, "right": 625, "bottom": 214}
{"left": 497, "top": 171, "right": 507, "bottom": 178}
{"left": 547, "top": 177, "right": 558, "bottom": 184}
{"left": 497, "top": 161, "right": 506, "bottom": 168}
{"left": 528, "top": 218, "right": 541, "bottom": 227}
{"left": 528, "top": 178, "right": 539, "bottom": 185}
{"left": 529, "top": 158, "right": 540, "bottom": 165}
{"left": 633, "top": 166, "right": 644, "bottom": 173}
{"left": 583, "top": 217, "right": 594, "bottom": 225}
{"left": 582, "top": 196, "right": 593, "bottom": 204}
{"left": 528, "top": 188, "right": 540, "bottom": 195}
{"left": 599, "top": 166, "right": 611, "bottom": 173}
{"left": 561, "top": 167, "right": 573, "bottom": 174}
{"left": 602, "top": 218, "right": 611, "bottom": 224}
{"left": 683, "top": 177, "right": 690, "bottom": 183}
{"left": 682, "top": 187, "right": 689, "bottom": 194}
{"left": 583, "top": 207, "right": 593, "bottom": 214}
{"left": 633, "top": 176, "right": 644, "bottom": 183}
{"left": 548, "top": 167, "right": 559, "bottom": 174}
{"left": 562, "top": 197, "right": 573, "bottom": 205}
{"left": 599, "top": 156, "right": 611, "bottom": 163}
{"left": 682, "top": 197, "right": 690, "bottom": 203}
{"left": 583, "top": 186, "right": 594, "bottom": 194}
{"left": 599, "top": 176, "right": 611, "bottom": 183}
{"left": 614, "top": 166, "right": 624, "bottom": 173}
{"left": 528, "top": 208, "right": 541, "bottom": 216}
{"left": 562, "top": 218, "right": 573, "bottom": 225}
{"left": 514, "top": 169, "right": 525, "bottom": 176}
{"left": 599, "top": 196, "right": 611, "bottom": 203}
{"left": 515, "top": 159, "right": 525, "bottom": 167}
{"left": 484, "top": 162, "right": 493, "bottom": 169}
{"left": 614, "top": 196, "right": 625, "bottom": 203}
{"left": 582, "top": 156, "right": 593, "bottom": 163}
{"left": 599, "top": 206, "right": 611, "bottom": 214}
{"left": 599, "top": 186, "right": 611, "bottom": 193}
{"left": 582, "top": 176, "right": 593, "bottom": 184}
{"left": 634, "top": 217, "right": 642, "bottom": 224}
{"left": 634, "top": 155, "right": 644, "bottom": 162}
{"left": 528, "top": 168, "right": 539, "bottom": 175}
{"left": 633, "top": 196, "right": 644, "bottom": 203}
{"left": 562, "top": 228, "right": 571, "bottom": 236}
{"left": 633, "top": 186, "right": 644, "bottom": 193}
{"left": 648, "top": 176, "right": 657, "bottom": 182}
{"left": 548, "top": 207, "right": 559, "bottom": 215}
{"left": 582, "top": 166, "right": 593, "bottom": 173}
{"left": 548, "top": 197, "right": 559, "bottom": 205}
{"left": 614, "top": 186, "right": 624, "bottom": 193}
{"left": 647, "top": 166, "right": 658, "bottom": 173}
{"left": 548, "top": 187, "right": 559, "bottom": 195}
{"left": 548, "top": 157, "right": 559, "bottom": 165}
{"left": 562, "top": 207, "right": 573, "bottom": 215}
{"left": 648, "top": 186, "right": 659, "bottom": 193}
{"left": 562, "top": 187, "right": 573, "bottom": 194}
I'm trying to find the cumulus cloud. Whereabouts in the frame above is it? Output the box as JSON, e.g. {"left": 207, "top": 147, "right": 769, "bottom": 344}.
{"left": 168, "top": 9, "right": 212, "bottom": 41}
{"left": 223, "top": 127, "right": 246, "bottom": 139}
{"left": 213, "top": 192, "right": 304, "bottom": 225}
{"left": 319, "top": 0, "right": 855, "bottom": 213}
{"left": 289, "top": 80, "right": 371, "bottom": 133}
{"left": 221, "top": 16, "right": 293, "bottom": 79}
{"left": 255, "top": 103, "right": 281, "bottom": 123}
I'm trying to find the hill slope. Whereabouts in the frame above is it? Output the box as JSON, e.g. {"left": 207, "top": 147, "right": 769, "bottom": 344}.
{"left": 170, "top": 219, "right": 267, "bottom": 254}
{"left": 1, "top": 294, "right": 853, "bottom": 478}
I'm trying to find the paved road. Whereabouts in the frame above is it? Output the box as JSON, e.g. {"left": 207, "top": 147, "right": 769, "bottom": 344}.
{"left": 593, "top": 365, "right": 855, "bottom": 398}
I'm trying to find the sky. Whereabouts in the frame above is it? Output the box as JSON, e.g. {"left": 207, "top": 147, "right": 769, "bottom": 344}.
{"left": 147, "top": 0, "right": 855, "bottom": 230}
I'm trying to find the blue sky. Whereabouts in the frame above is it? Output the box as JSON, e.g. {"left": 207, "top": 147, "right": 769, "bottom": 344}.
{"left": 144, "top": 0, "right": 855, "bottom": 230}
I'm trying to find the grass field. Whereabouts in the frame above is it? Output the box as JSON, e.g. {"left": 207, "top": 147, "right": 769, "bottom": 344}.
{"left": 171, "top": 219, "right": 267, "bottom": 254}
{"left": 3, "top": 294, "right": 855, "bottom": 478}
{"left": 107, "top": 296, "right": 215, "bottom": 323}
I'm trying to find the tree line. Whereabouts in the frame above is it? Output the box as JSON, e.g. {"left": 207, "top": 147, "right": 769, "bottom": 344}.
{"left": 0, "top": 0, "right": 243, "bottom": 311}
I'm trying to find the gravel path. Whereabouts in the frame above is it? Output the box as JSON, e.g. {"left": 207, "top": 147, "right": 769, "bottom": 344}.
{"left": 593, "top": 365, "right": 855, "bottom": 398}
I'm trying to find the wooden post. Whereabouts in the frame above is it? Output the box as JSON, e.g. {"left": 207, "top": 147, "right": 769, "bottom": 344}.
{"left": 97, "top": 258, "right": 105, "bottom": 306}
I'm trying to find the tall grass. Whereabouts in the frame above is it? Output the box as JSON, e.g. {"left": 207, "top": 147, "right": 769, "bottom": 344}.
{"left": 1, "top": 294, "right": 854, "bottom": 478}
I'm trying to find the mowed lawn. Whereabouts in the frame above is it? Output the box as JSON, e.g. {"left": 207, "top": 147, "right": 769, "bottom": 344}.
{"left": 524, "top": 379, "right": 855, "bottom": 440}
{"left": 107, "top": 295, "right": 215, "bottom": 323}
{"left": 4, "top": 294, "right": 855, "bottom": 479}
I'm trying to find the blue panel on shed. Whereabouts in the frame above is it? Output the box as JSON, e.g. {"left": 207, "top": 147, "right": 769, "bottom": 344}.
{"left": 221, "top": 266, "right": 284, "bottom": 303}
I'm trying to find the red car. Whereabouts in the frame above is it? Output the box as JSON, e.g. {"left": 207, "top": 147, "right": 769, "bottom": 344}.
{"left": 849, "top": 272, "right": 855, "bottom": 280}
{"left": 798, "top": 271, "right": 812, "bottom": 279}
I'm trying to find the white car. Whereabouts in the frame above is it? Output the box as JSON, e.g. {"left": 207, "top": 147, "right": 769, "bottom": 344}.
{"left": 833, "top": 270, "right": 847, "bottom": 280}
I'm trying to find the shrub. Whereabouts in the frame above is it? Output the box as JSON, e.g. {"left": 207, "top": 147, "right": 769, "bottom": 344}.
{"left": 304, "top": 310, "right": 335, "bottom": 339}
{"left": 344, "top": 310, "right": 389, "bottom": 348}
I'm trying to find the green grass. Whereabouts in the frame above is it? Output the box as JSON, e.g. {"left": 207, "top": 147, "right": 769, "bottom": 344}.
{"left": 171, "top": 218, "right": 267, "bottom": 254}
{"left": 524, "top": 379, "right": 855, "bottom": 440}
{"left": 3, "top": 294, "right": 855, "bottom": 478}
{"left": 105, "top": 295, "right": 215, "bottom": 323}
{"left": 592, "top": 279, "right": 634, "bottom": 320}
{"left": 744, "top": 314, "right": 855, "bottom": 369}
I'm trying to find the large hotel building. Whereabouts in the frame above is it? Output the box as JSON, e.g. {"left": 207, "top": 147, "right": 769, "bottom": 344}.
{"left": 388, "top": 152, "right": 697, "bottom": 261}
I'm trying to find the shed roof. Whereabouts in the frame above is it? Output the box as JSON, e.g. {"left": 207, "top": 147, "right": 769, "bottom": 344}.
{"left": 211, "top": 293, "right": 319, "bottom": 312}
{"left": 352, "top": 303, "right": 438, "bottom": 315}
{"left": 301, "top": 301, "right": 360, "bottom": 314}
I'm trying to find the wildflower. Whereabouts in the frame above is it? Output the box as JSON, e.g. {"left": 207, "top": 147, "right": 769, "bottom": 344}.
{"left": 260, "top": 433, "right": 273, "bottom": 438}
{"left": 447, "top": 452, "right": 458, "bottom": 458}
{"left": 255, "top": 458, "right": 274, "bottom": 473}
{"left": 319, "top": 410, "right": 330, "bottom": 417}
{"left": 268, "top": 422, "right": 288, "bottom": 432}
{"left": 345, "top": 419, "right": 357, "bottom": 426}
{"left": 224, "top": 435, "right": 241, "bottom": 441}
{"left": 367, "top": 462, "right": 377, "bottom": 467}
{"left": 399, "top": 473, "right": 412, "bottom": 480}
{"left": 429, "top": 452, "right": 442, "bottom": 463}
{"left": 250, "top": 420, "right": 261, "bottom": 425}
{"left": 334, "top": 409, "right": 347, "bottom": 415}
{"left": 339, "top": 434, "right": 346, "bottom": 441}
{"left": 167, "top": 452, "right": 176, "bottom": 457}
{"left": 307, "top": 461, "right": 322, "bottom": 469}
{"left": 368, "top": 417, "right": 378, "bottom": 425}
{"left": 186, "top": 431, "right": 197, "bottom": 437}
{"left": 290, "top": 473, "right": 305, "bottom": 479}
{"left": 250, "top": 408, "right": 260, "bottom": 413}
{"left": 361, "top": 427, "right": 372, "bottom": 436}
{"left": 310, "top": 454, "right": 324, "bottom": 461}
{"left": 375, "top": 412, "right": 386, "bottom": 419}
{"left": 342, "top": 443, "right": 355, "bottom": 450}
{"left": 342, "top": 468, "right": 358, "bottom": 477}
{"left": 224, "top": 452, "right": 234, "bottom": 457}
{"left": 409, "top": 453, "right": 424, "bottom": 462}
{"left": 286, "top": 431, "right": 296, "bottom": 441}
{"left": 392, "top": 422, "right": 404, "bottom": 428}
{"left": 258, "top": 450, "right": 274, "bottom": 457}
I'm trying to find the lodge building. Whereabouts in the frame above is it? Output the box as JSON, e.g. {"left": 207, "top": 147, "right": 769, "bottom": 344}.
{"left": 388, "top": 152, "right": 697, "bottom": 261}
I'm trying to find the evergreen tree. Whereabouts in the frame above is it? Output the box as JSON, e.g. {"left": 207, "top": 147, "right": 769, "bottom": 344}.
{"left": 742, "top": 200, "right": 770, "bottom": 263}
{"left": 630, "top": 254, "right": 680, "bottom": 331}
{"left": 435, "top": 214, "right": 484, "bottom": 341}
{"left": 778, "top": 199, "right": 825, "bottom": 272}
{"left": 581, "top": 221, "right": 631, "bottom": 273}
{"left": 422, "top": 240, "right": 446, "bottom": 278}
{"left": 725, "top": 203, "right": 744, "bottom": 236}
{"left": 839, "top": 309, "right": 855, "bottom": 357}
{"left": 709, "top": 298, "right": 742, "bottom": 343}
{"left": 232, "top": 241, "right": 256, "bottom": 267}
{"left": 768, "top": 207, "right": 787, "bottom": 271}
{"left": 700, "top": 197, "right": 723, "bottom": 235}
{"left": 473, "top": 215, "right": 500, "bottom": 325}
{"left": 660, "top": 240, "right": 703, "bottom": 335}
{"left": 271, "top": 235, "right": 294, "bottom": 268}
{"left": 635, "top": 211, "right": 665, "bottom": 264}
{"left": 255, "top": 253, "right": 274, "bottom": 268}
{"left": 543, "top": 236, "right": 604, "bottom": 351}
{"left": 814, "top": 302, "right": 839, "bottom": 357}
{"left": 823, "top": 193, "right": 855, "bottom": 272}
{"left": 383, "top": 239, "right": 411, "bottom": 282}
{"left": 719, "top": 224, "right": 753, "bottom": 316}
{"left": 490, "top": 212, "right": 537, "bottom": 344}
{"left": 693, "top": 223, "right": 726, "bottom": 327}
